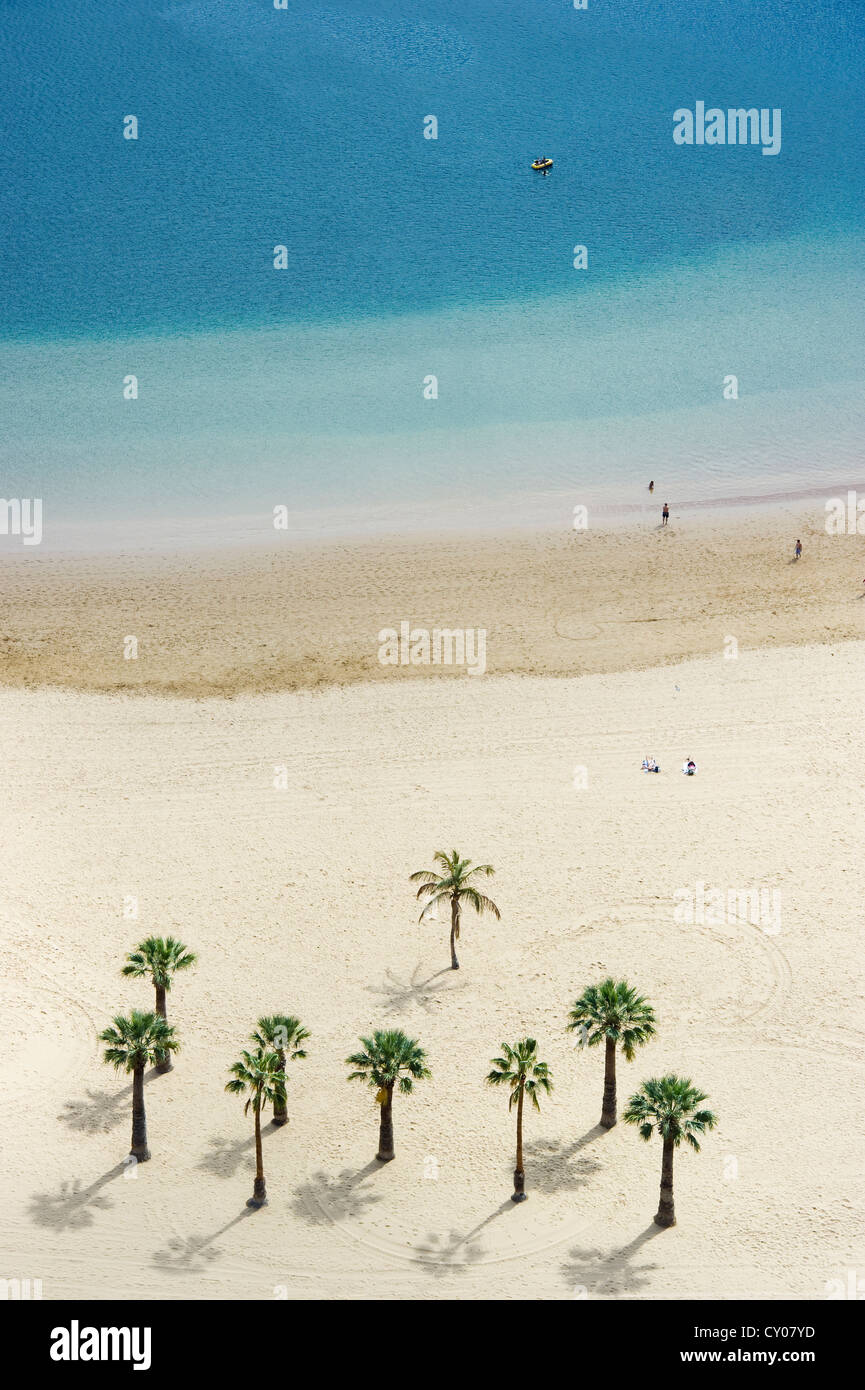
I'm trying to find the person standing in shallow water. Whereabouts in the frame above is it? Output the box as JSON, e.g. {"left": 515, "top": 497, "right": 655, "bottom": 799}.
{"left": 662, "top": 502, "right": 669, "bottom": 526}
{"left": 649, "top": 480, "right": 654, "bottom": 493}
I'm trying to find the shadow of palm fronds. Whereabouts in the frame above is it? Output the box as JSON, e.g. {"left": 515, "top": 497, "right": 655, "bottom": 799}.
{"left": 290, "top": 1162, "right": 384, "bottom": 1227}
{"left": 561, "top": 1222, "right": 664, "bottom": 1298}
{"left": 152, "top": 1208, "right": 254, "bottom": 1271}
{"left": 196, "top": 1134, "right": 256, "bottom": 1179}
{"left": 28, "top": 1163, "right": 127, "bottom": 1230}
{"left": 366, "top": 964, "right": 462, "bottom": 1014}
{"left": 413, "top": 1198, "right": 513, "bottom": 1276}
{"left": 522, "top": 1127, "right": 606, "bottom": 1194}
{"left": 58, "top": 1086, "right": 132, "bottom": 1135}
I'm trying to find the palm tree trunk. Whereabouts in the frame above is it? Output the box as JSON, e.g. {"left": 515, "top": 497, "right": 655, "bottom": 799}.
{"left": 654, "top": 1135, "right": 676, "bottom": 1227}
{"left": 154, "top": 983, "right": 172, "bottom": 1073}
{"left": 512, "top": 1086, "right": 527, "bottom": 1201}
{"left": 272, "top": 1050, "right": 288, "bottom": 1125}
{"left": 130, "top": 1062, "right": 151, "bottom": 1162}
{"left": 600, "top": 1037, "right": 617, "bottom": 1128}
{"left": 450, "top": 894, "right": 460, "bottom": 970}
{"left": 377, "top": 1084, "right": 395, "bottom": 1161}
{"left": 248, "top": 1103, "right": 268, "bottom": 1207}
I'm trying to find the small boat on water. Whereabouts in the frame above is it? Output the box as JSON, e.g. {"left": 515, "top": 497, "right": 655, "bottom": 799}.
{"left": 531, "top": 157, "right": 553, "bottom": 171}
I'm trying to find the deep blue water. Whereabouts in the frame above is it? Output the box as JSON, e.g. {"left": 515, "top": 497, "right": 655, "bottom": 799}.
{"left": 2, "top": 0, "right": 862, "bottom": 339}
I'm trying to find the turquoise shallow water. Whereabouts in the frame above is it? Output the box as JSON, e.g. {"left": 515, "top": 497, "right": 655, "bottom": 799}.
{"left": 1, "top": 1, "right": 863, "bottom": 538}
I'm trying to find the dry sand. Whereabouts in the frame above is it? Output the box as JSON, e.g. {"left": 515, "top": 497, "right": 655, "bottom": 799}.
{"left": 0, "top": 614, "right": 863, "bottom": 1298}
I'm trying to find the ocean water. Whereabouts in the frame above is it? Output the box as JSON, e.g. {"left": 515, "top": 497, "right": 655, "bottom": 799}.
{"left": 1, "top": 0, "right": 863, "bottom": 543}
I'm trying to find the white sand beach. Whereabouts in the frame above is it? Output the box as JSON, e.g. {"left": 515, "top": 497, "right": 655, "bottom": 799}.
{"left": 0, "top": 635, "right": 862, "bottom": 1300}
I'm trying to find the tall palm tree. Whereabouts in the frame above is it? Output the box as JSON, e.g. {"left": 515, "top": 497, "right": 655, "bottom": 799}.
{"left": 486, "top": 1038, "right": 552, "bottom": 1202}
{"left": 225, "top": 1046, "right": 283, "bottom": 1208}
{"left": 566, "top": 979, "right": 657, "bottom": 1129}
{"left": 624, "top": 1075, "right": 718, "bottom": 1227}
{"left": 121, "top": 936, "right": 196, "bottom": 1072}
{"left": 251, "top": 1014, "right": 310, "bottom": 1126}
{"left": 346, "top": 1029, "right": 431, "bottom": 1162}
{"left": 410, "top": 850, "right": 501, "bottom": 970}
{"left": 99, "top": 1010, "right": 179, "bottom": 1162}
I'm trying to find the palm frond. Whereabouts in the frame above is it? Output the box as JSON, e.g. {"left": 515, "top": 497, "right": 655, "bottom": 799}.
{"left": 411, "top": 850, "right": 500, "bottom": 931}
{"left": 98, "top": 1009, "right": 179, "bottom": 1071}
{"left": 567, "top": 979, "right": 656, "bottom": 1063}
{"left": 224, "top": 1046, "right": 282, "bottom": 1112}
{"left": 345, "top": 1029, "right": 430, "bottom": 1092}
{"left": 409, "top": 870, "right": 440, "bottom": 886}
{"left": 121, "top": 936, "right": 197, "bottom": 989}
{"left": 623, "top": 1075, "right": 717, "bottom": 1148}
{"left": 461, "top": 888, "right": 501, "bottom": 919}
{"left": 486, "top": 1038, "right": 552, "bottom": 1112}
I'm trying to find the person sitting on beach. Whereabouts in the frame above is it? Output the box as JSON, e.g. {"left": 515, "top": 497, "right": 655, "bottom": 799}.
{"left": 682, "top": 758, "right": 697, "bottom": 775}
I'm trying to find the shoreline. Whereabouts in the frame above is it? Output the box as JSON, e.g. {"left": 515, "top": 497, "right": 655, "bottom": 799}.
{"left": 6, "top": 481, "right": 864, "bottom": 557}
{"left": 0, "top": 498, "right": 861, "bottom": 698}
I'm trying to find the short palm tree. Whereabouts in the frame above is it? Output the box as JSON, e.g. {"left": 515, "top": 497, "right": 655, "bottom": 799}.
{"left": 410, "top": 850, "right": 501, "bottom": 970}
{"left": 99, "top": 1010, "right": 179, "bottom": 1162}
{"left": 225, "top": 1046, "right": 283, "bottom": 1208}
{"left": 486, "top": 1039, "right": 552, "bottom": 1202}
{"left": 346, "top": 1029, "right": 431, "bottom": 1162}
{"left": 624, "top": 1075, "right": 718, "bottom": 1227}
{"left": 566, "top": 979, "right": 657, "bottom": 1129}
{"left": 121, "top": 936, "right": 196, "bottom": 1072}
{"left": 251, "top": 1014, "right": 310, "bottom": 1126}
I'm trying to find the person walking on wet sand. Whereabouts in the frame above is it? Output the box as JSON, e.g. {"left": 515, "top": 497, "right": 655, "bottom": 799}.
{"left": 662, "top": 502, "right": 669, "bottom": 526}
{"left": 794, "top": 538, "right": 802, "bottom": 561}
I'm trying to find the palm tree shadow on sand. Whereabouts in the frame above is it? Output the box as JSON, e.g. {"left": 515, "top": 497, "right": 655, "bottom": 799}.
{"left": 413, "top": 1198, "right": 513, "bottom": 1276}
{"left": 561, "top": 1222, "right": 664, "bottom": 1298}
{"left": 28, "top": 1162, "right": 128, "bottom": 1231}
{"left": 152, "top": 1208, "right": 254, "bottom": 1272}
{"left": 522, "top": 1125, "right": 606, "bottom": 1194}
{"left": 197, "top": 1134, "right": 260, "bottom": 1179}
{"left": 59, "top": 1068, "right": 162, "bottom": 1136}
{"left": 290, "top": 1162, "right": 384, "bottom": 1228}
{"left": 58, "top": 1085, "right": 132, "bottom": 1135}
{"left": 366, "top": 964, "right": 463, "bottom": 1014}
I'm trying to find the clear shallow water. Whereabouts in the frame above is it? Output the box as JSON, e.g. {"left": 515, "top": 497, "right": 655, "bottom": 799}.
{"left": 1, "top": 1, "right": 863, "bottom": 541}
